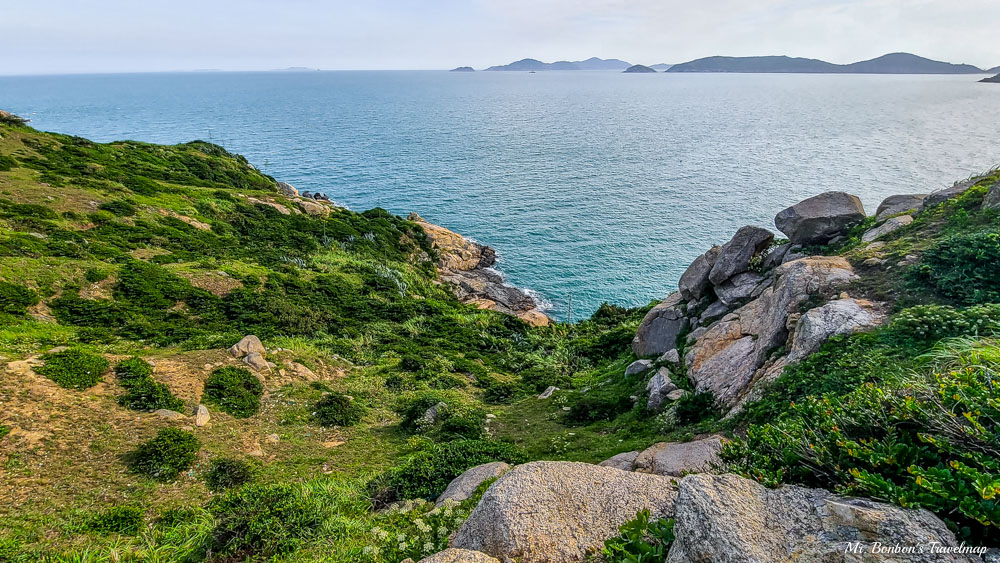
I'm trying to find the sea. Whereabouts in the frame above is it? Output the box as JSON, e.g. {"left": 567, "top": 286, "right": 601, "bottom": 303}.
{"left": 2, "top": 70, "right": 998, "bottom": 319}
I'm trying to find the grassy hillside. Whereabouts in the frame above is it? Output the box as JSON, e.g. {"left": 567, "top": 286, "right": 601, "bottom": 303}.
{"left": 1, "top": 110, "right": 998, "bottom": 560}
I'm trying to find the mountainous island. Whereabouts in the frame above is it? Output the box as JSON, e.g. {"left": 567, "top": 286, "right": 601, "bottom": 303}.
{"left": 484, "top": 57, "right": 631, "bottom": 71}
{"left": 667, "top": 52, "right": 985, "bottom": 73}
{"left": 1, "top": 109, "right": 999, "bottom": 561}
{"left": 450, "top": 67, "right": 475, "bottom": 72}
{"left": 623, "top": 64, "right": 657, "bottom": 73}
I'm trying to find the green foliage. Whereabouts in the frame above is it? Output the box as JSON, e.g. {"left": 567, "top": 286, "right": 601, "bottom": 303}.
{"left": 209, "top": 482, "right": 325, "bottom": 559}
{"left": 0, "top": 154, "right": 17, "bottom": 172}
{"left": 0, "top": 280, "right": 39, "bottom": 316}
{"left": 35, "top": 348, "right": 109, "bottom": 389}
{"left": 203, "top": 366, "right": 263, "bottom": 418}
{"left": 673, "top": 392, "right": 717, "bottom": 425}
{"left": 370, "top": 440, "right": 526, "bottom": 504}
{"left": 204, "top": 458, "right": 256, "bottom": 492}
{"left": 115, "top": 356, "right": 183, "bottom": 411}
{"left": 0, "top": 425, "right": 9, "bottom": 441}
{"left": 914, "top": 231, "right": 1000, "bottom": 304}
{"left": 83, "top": 267, "right": 109, "bottom": 283}
{"left": 601, "top": 509, "right": 675, "bottom": 563}
{"left": 367, "top": 497, "right": 477, "bottom": 561}
{"left": 722, "top": 341, "right": 1000, "bottom": 544}
{"left": 313, "top": 392, "right": 365, "bottom": 427}
{"left": 97, "top": 199, "right": 137, "bottom": 217}
{"left": 565, "top": 390, "right": 634, "bottom": 424}
{"left": 87, "top": 505, "right": 144, "bottom": 536}
{"left": 127, "top": 428, "right": 199, "bottom": 482}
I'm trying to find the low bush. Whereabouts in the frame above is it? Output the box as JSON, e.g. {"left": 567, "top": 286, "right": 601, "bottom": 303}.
{"left": 204, "top": 458, "right": 256, "bottom": 492}
{"left": 97, "top": 199, "right": 138, "bottom": 217}
{"left": 673, "top": 392, "right": 717, "bottom": 425}
{"left": 114, "top": 356, "right": 153, "bottom": 385}
{"left": 87, "top": 505, "right": 144, "bottom": 536}
{"left": 83, "top": 268, "right": 109, "bottom": 283}
{"left": 601, "top": 509, "right": 675, "bottom": 563}
{"left": 913, "top": 231, "right": 1000, "bottom": 304}
{"left": 0, "top": 154, "right": 17, "bottom": 171}
{"left": 313, "top": 392, "right": 365, "bottom": 427}
{"left": 565, "top": 391, "right": 634, "bottom": 424}
{"left": 209, "top": 482, "right": 325, "bottom": 559}
{"left": 115, "top": 356, "right": 183, "bottom": 411}
{"left": 127, "top": 428, "right": 199, "bottom": 482}
{"left": 203, "top": 366, "right": 263, "bottom": 418}
{"left": 0, "top": 280, "right": 39, "bottom": 316}
{"left": 370, "top": 440, "right": 526, "bottom": 504}
{"left": 36, "top": 348, "right": 109, "bottom": 389}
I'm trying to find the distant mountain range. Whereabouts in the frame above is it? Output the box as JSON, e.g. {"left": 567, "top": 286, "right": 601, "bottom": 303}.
{"left": 666, "top": 53, "right": 984, "bottom": 74}
{"left": 473, "top": 53, "right": 987, "bottom": 74}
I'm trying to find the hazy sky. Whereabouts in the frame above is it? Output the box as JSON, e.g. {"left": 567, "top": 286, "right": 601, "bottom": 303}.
{"left": 3, "top": 0, "right": 998, "bottom": 74}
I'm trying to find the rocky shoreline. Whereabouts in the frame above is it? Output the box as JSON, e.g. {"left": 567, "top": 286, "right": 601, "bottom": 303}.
{"left": 407, "top": 213, "right": 550, "bottom": 327}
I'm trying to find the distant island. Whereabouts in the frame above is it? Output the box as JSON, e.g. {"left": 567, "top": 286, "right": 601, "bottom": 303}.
{"left": 988, "top": 66, "right": 1000, "bottom": 74}
{"left": 623, "top": 64, "right": 657, "bottom": 73}
{"left": 475, "top": 53, "right": 986, "bottom": 75}
{"left": 485, "top": 57, "right": 631, "bottom": 71}
{"left": 450, "top": 66, "right": 475, "bottom": 72}
{"left": 667, "top": 53, "right": 984, "bottom": 74}
{"left": 981, "top": 73, "right": 1000, "bottom": 83}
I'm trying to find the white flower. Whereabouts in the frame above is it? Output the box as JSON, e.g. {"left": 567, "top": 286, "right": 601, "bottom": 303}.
{"left": 423, "top": 541, "right": 435, "bottom": 553}
{"left": 398, "top": 542, "right": 408, "bottom": 551}
{"left": 397, "top": 533, "right": 407, "bottom": 542}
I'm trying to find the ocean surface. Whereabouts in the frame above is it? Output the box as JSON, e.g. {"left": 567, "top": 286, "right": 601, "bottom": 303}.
{"left": 2, "top": 71, "right": 998, "bottom": 319}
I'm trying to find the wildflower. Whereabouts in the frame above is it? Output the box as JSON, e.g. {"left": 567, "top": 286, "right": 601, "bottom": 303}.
{"left": 397, "top": 533, "right": 407, "bottom": 543}
{"left": 423, "top": 541, "right": 435, "bottom": 553}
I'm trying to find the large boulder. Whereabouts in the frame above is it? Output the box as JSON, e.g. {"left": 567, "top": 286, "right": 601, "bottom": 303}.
{"left": 275, "top": 181, "right": 299, "bottom": 197}
{"left": 632, "top": 292, "right": 689, "bottom": 358}
{"left": 598, "top": 451, "right": 640, "bottom": 471}
{"left": 633, "top": 436, "right": 724, "bottom": 476}
{"left": 983, "top": 181, "right": 1000, "bottom": 210}
{"left": 229, "top": 335, "right": 265, "bottom": 358}
{"left": 409, "top": 213, "right": 495, "bottom": 271}
{"left": 862, "top": 215, "right": 913, "bottom": 242}
{"left": 418, "top": 549, "right": 500, "bottom": 563}
{"left": 437, "top": 462, "right": 511, "bottom": 506}
{"left": 678, "top": 246, "right": 721, "bottom": 300}
{"left": 924, "top": 179, "right": 977, "bottom": 209}
{"left": 645, "top": 367, "right": 679, "bottom": 410}
{"left": 876, "top": 194, "right": 926, "bottom": 220}
{"left": 667, "top": 473, "right": 977, "bottom": 563}
{"left": 774, "top": 192, "right": 865, "bottom": 245}
{"left": 685, "top": 257, "right": 856, "bottom": 409}
{"left": 707, "top": 227, "right": 773, "bottom": 286}
{"left": 713, "top": 272, "right": 763, "bottom": 307}
{"left": 450, "top": 461, "right": 677, "bottom": 562}
{"left": 625, "top": 359, "right": 654, "bottom": 377}
{"left": 787, "top": 298, "right": 885, "bottom": 362}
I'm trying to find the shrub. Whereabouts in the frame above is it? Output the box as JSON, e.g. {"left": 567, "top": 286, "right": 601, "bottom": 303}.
{"left": 565, "top": 391, "right": 633, "bottom": 423}
{"left": 370, "top": 440, "right": 526, "bottom": 504}
{"left": 204, "top": 458, "right": 256, "bottom": 492}
{"left": 87, "top": 505, "right": 144, "bottom": 536}
{"left": 97, "top": 199, "right": 137, "bottom": 217}
{"left": 115, "top": 356, "right": 153, "bottom": 385}
{"left": 119, "top": 378, "right": 184, "bottom": 411}
{"left": 313, "top": 392, "right": 365, "bottom": 427}
{"left": 36, "top": 349, "right": 109, "bottom": 390}
{"left": 83, "top": 268, "right": 109, "bottom": 283}
{"left": 127, "top": 428, "right": 199, "bottom": 481}
{"left": 209, "top": 482, "right": 325, "bottom": 558}
{"left": 673, "top": 392, "right": 717, "bottom": 425}
{"left": 397, "top": 391, "right": 453, "bottom": 431}
{"left": 914, "top": 231, "right": 1000, "bottom": 304}
{"left": 601, "top": 509, "right": 675, "bottom": 563}
{"left": 203, "top": 367, "right": 263, "bottom": 418}
{"left": 0, "top": 154, "right": 17, "bottom": 171}
{"left": 0, "top": 280, "right": 39, "bottom": 316}
{"left": 440, "top": 410, "right": 487, "bottom": 440}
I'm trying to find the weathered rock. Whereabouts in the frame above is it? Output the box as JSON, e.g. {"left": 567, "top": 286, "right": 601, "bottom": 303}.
{"left": 517, "top": 309, "right": 551, "bottom": 327}
{"left": 243, "top": 352, "right": 270, "bottom": 372}
{"left": 774, "top": 192, "right": 866, "bottom": 245}
{"left": 685, "top": 257, "right": 856, "bottom": 409}
{"left": 275, "top": 181, "right": 299, "bottom": 197}
{"left": 418, "top": 549, "right": 500, "bottom": 563}
{"left": 678, "top": 246, "right": 721, "bottom": 300}
{"left": 625, "top": 359, "right": 654, "bottom": 378}
{"left": 598, "top": 451, "right": 639, "bottom": 471}
{"left": 154, "top": 409, "right": 186, "bottom": 421}
{"left": 437, "top": 462, "right": 511, "bottom": 507}
{"left": 420, "top": 402, "right": 448, "bottom": 426}
{"left": 229, "top": 335, "right": 265, "bottom": 358}
{"left": 657, "top": 348, "right": 681, "bottom": 366}
{"left": 633, "top": 436, "right": 724, "bottom": 477}
{"left": 781, "top": 245, "right": 808, "bottom": 264}
{"left": 632, "top": 293, "right": 689, "bottom": 358}
{"left": 646, "top": 367, "right": 679, "bottom": 410}
{"left": 862, "top": 215, "right": 913, "bottom": 242}
{"left": 297, "top": 199, "right": 330, "bottom": 217}
{"left": 409, "top": 213, "right": 496, "bottom": 271}
{"left": 696, "top": 301, "right": 728, "bottom": 325}
{"left": 924, "top": 179, "right": 977, "bottom": 209}
{"left": 760, "top": 242, "right": 791, "bottom": 270}
{"left": 665, "top": 389, "right": 688, "bottom": 401}
{"left": 194, "top": 404, "right": 210, "bottom": 426}
{"left": 713, "top": 272, "right": 763, "bottom": 306}
{"left": 537, "top": 386, "right": 558, "bottom": 399}
{"left": 876, "top": 194, "right": 926, "bottom": 220}
{"left": 788, "top": 299, "right": 885, "bottom": 362}
{"left": 451, "top": 461, "right": 677, "bottom": 562}
{"left": 708, "top": 227, "right": 773, "bottom": 286}
{"left": 666, "top": 473, "right": 976, "bottom": 563}
{"left": 983, "top": 181, "right": 1000, "bottom": 210}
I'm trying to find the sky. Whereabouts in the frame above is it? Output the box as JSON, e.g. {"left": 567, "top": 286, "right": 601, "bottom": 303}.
{"left": 2, "top": 0, "right": 998, "bottom": 75}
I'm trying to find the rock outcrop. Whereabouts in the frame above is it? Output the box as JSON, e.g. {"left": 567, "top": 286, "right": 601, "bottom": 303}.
{"left": 667, "top": 473, "right": 977, "bottom": 563}
{"left": 275, "top": 181, "right": 299, "bottom": 197}
{"left": 862, "top": 215, "right": 913, "bottom": 242}
{"left": 632, "top": 436, "right": 725, "bottom": 476}
{"left": 645, "top": 367, "right": 679, "bottom": 410}
{"left": 774, "top": 191, "right": 866, "bottom": 245}
{"left": 924, "top": 179, "right": 977, "bottom": 209}
{"left": 229, "top": 335, "right": 265, "bottom": 358}
{"left": 450, "top": 461, "right": 677, "bottom": 562}
{"left": 708, "top": 226, "right": 773, "bottom": 286}
{"left": 787, "top": 298, "right": 885, "bottom": 361}
{"left": 678, "top": 246, "right": 720, "bottom": 300}
{"left": 418, "top": 548, "right": 499, "bottom": 563}
{"left": 632, "top": 293, "right": 688, "bottom": 357}
{"left": 982, "top": 181, "right": 1000, "bottom": 210}
{"left": 598, "top": 451, "right": 640, "bottom": 471}
{"left": 408, "top": 213, "right": 549, "bottom": 327}
{"left": 876, "top": 194, "right": 926, "bottom": 220}
{"left": 436, "top": 462, "right": 511, "bottom": 507}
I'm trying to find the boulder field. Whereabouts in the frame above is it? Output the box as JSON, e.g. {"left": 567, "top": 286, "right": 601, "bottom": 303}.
{"left": 415, "top": 181, "right": 996, "bottom": 562}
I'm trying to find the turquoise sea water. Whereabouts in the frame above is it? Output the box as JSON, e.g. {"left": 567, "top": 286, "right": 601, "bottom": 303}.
{"left": 2, "top": 71, "right": 998, "bottom": 318}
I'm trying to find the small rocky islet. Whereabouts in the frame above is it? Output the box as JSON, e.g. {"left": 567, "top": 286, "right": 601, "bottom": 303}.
{"left": 1, "top": 109, "right": 999, "bottom": 561}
